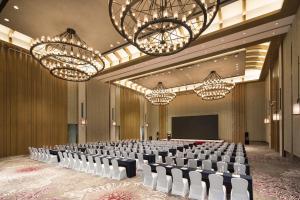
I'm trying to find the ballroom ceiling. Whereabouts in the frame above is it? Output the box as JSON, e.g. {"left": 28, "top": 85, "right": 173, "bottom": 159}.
{"left": 0, "top": 0, "right": 125, "bottom": 52}
{"left": 133, "top": 51, "right": 245, "bottom": 89}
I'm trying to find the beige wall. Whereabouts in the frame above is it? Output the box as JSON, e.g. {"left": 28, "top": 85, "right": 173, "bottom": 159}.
{"left": 282, "top": 5, "right": 300, "bottom": 157}
{"left": 86, "top": 80, "right": 110, "bottom": 142}
{"left": 166, "top": 92, "right": 234, "bottom": 141}
{"left": 245, "top": 81, "right": 266, "bottom": 142}
{"left": 67, "top": 82, "right": 78, "bottom": 124}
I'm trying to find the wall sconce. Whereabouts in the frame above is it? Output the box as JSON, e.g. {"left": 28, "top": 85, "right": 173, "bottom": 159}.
{"left": 293, "top": 56, "right": 300, "bottom": 115}
{"left": 144, "top": 123, "right": 149, "bottom": 127}
{"left": 272, "top": 113, "right": 280, "bottom": 121}
{"left": 80, "top": 118, "right": 87, "bottom": 125}
{"left": 264, "top": 117, "right": 270, "bottom": 124}
{"left": 112, "top": 121, "right": 117, "bottom": 126}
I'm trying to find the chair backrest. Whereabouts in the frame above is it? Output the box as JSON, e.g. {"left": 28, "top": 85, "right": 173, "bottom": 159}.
{"left": 95, "top": 156, "right": 102, "bottom": 167}
{"left": 202, "top": 160, "right": 212, "bottom": 170}
{"left": 189, "top": 171, "right": 202, "bottom": 186}
{"left": 129, "top": 152, "right": 135, "bottom": 159}
{"left": 157, "top": 166, "right": 168, "bottom": 185}
{"left": 171, "top": 168, "right": 184, "bottom": 187}
{"left": 234, "top": 163, "right": 246, "bottom": 175}
{"left": 146, "top": 149, "right": 152, "bottom": 154}
{"left": 210, "top": 154, "right": 218, "bottom": 161}
{"left": 81, "top": 154, "right": 87, "bottom": 166}
{"left": 198, "top": 153, "right": 206, "bottom": 160}
{"left": 103, "top": 158, "right": 110, "bottom": 171}
{"left": 209, "top": 174, "right": 224, "bottom": 191}
{"left": 187, "top": 159, "right": 198, "bottom": 168}
{"left": 137, "top": 153, "right": 144, "bottom": 164}
{"left": 187, "top": 152, "right": 194, "bottom": 159}
{"left": 111, "top": 159, "right": 120, "bottom": 172}
{"left": 165, "top": 156, "right": 173, "bottom": 165}
{"left": 217, "top": 161, "right": 228, "bottom": 173}
{"left": 87, "top": 155, "right": 94, "bottom": 166}
{"left": 177, "top": 151, "right": 184, "bottom": 158}
{"left": 143, "top": 164, "right": 152, "bottom": 179}
{"left": 123, "top": 151, "right": 128, "bottom": 158}
{"left": 176, "top": 157, "right": 184, "bottom": 167}
{"left": 236, "top": 152, "right": 244, "bottom": 157}
{"left": 116, "top": 151, "right": 121, "bottom": 157}
{"left": 222, "top": 155, "right": 230, "bottom": 162}
{"left": 235, "top": 156, "right": 245, "bottom": 164}
{"left": 231, "top": 177, "right": 249, "bottom": 199}
{"left": 58, "top": 151, "right": 64, "bottom": 161}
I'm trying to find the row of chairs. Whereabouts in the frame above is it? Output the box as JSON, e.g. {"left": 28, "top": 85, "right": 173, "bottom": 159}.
{"left": 28, "top": 147, "right": 57, "bottom": 163}
{"left": 143, "top": 164, "right": 249, "bottom": 200}
{"left": 58, "top": 152, "right": 127, "bottom": 180}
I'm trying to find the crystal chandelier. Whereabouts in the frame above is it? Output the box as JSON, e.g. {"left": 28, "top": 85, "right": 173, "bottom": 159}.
{"left": 145, "top": 82, "right": 176, "bottom": 105}
{"left": 109, "top": 0, "right": 220, "bottom": 56}
{"left": 30, "top": 28, "right": 105, "bottom": 82}
{"left": 194, "top": 71, "right": 235, "bottom": 100}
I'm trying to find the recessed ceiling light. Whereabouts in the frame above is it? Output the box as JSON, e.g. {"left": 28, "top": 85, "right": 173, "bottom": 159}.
{"left": 224, "top": 57, "right": 228, "bottom": 60}
{"left": 234, "top": 54, "right": 239, "bottom": 58}
{"left": 180, "top": 68, "right": 184, "bottom": 71}
{"left": 13, "top": 5, "right": 19, "bottom": 10}
{"left": 4, "top": 18, "right": 9, "bottom": 22}
{"left": 117, "top": 41, "right": 120, "bottom": 45}
{"left": 275, "top": 22, "right": 279, "bottom": 25}
{"left": 243, "top": 32, "right": 247, "bottom": 35}
{"left": 214, "top": 60, "right": 217, "bottom": 63}
{"left": 110, "top": 44, "right": 114, "bottom": 48}
{"left": 272, "top": 32, "right": 276, "bottom": 35}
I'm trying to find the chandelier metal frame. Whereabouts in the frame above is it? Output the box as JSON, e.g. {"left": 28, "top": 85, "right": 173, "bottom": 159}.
{"left": 30, "top": 28, "right": 105, "bottom": 82}
{"left": 145, "top": 82, "right": 176, "bottom": 105}
{"left": 109, "top": 0, "right": 220, "bottom": 56}
{"left": 194, "top": 71, "right": 235, "bottom": 100}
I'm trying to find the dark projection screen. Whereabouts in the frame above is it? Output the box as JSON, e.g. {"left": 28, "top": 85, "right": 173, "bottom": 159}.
{"left": 172, "top": 115, "right": 218, "bottom": 139}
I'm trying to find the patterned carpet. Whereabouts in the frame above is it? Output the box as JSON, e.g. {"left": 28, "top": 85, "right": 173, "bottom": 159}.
{"left": 0, "top": 143, "right": 299, "bottom": 200}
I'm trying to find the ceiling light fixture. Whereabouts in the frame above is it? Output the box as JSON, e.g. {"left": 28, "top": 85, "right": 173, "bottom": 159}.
{"left": 13, "top": 5, "right": 19, "bottom": 10}
{"left": 194, "top": 71, "right": 235, "bottom": 100}
{"left": 109, "top": 0, "right": 220, "bottom": 56}
{"left": 30, "top": 28, "right": 105, "bottom": 82}
{"left": 4, "top": 18, "right": 9, "bottom": 22}
{"left": 145, "top": 82, "right": 176, "bottom": 105}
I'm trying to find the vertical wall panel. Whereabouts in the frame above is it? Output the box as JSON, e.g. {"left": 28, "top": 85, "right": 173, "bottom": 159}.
{"left": 120, "top": 87, "right": 140, "bottom": 139}
{"left": 0, "top": 42, "right": 67, "bottom": 158}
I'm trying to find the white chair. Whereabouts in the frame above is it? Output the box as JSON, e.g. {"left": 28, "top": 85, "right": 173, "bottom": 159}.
{"left": 233, "top": 163, "right": 246, "bottom": 175}
{"left": 62, "top": 152, "right": 70, "bottom": 167}
{"left": 187, "top": 152, "right": 195, "bottom": 159}
{"left": 111, "top": 159, "right": 127, "bottom": 180}
{"left": 80, "top": 154, "right": 89, "bottom": 172}
{"left": 176, "top": 151, "right": 184, "bottom": 158}
{"left": 143, "top": 164, "right": 158, "bottom": 189}
{"left": 236, "top": 152, "right": 244, "bottom": 157}
{"left": 176, "top": 157, "right": 185, "bottom": 167}
{"left": 156, "top": 166, "right": 172, "bottom": 193}
{"left": 209, "top": 154, "right": 218, "bottom": 162}
{"left": 202, "top": 160, "right": 213, "bottom": 171}
{"left": 208, "top": 174, "right": 226, "bottom": 200}
{"left": 46, "top": 149, "right": 58, "bottom": 163}
{"left": 137, "top": 153, "right": 148, "bottom": 170}
{"left": 231, "top": 178, "right": 249, "bottom": 200}
{"left": 165, "top": 156, "right": 174, "bottom": 165}
{"left": 171, "top": 168, "right": 189, "bottom": 197}
{"left": 74, "top": 154, "right": 82, "bottom": 171}
{"left": 68, "top": 153, "right": 75, "bottom": 168}
{"left": 87, "top": 155, "right": 96, "bottom": 173}
{"left": 187, "top": 159, "right": 198, "bottom": 168}
{"left": 188, "top": 171, "right": 207, "bottom": 200}
{"left": 58, "top": 152, "right": 65, "bottom": 167}
{"left": 222, "top": 155, "right": 231, "bottom": 163}
{"left": 102, "top": 158, "right": 113, "bottom": 178}
{"left": 198, "top": 153, "right": 206, "bottom": 160}
{"left": 28, "top": 147, "right": 34, "bottom": 159}
{"left": 153, "top": 150, "right": 162, "bottom": 163}
{"left": 217, "top": 161, "right": 228, "bottom": 173}
{"left": 95, "top": 157, "right": 104, "bottom": 176}
{"left": 235, "top": 156, "right": 245, "bottom": 164}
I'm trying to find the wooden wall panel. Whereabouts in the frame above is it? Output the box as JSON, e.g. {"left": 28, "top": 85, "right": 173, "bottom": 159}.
{"left": 0, "top": 41, "right": 67, "bottom": 158}
{"left": 232, "top": 84, "right": 246, "bottom": 143}
{"left": 120, "top": 87, "right": 140, "bottom": 139}
{"left": 159, "top": 105, "right": 167, "bottom": 139}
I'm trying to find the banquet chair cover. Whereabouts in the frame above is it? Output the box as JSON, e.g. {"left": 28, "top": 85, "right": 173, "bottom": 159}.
{"left": 171, "top": 168, "right": 189, "bottom": 197}
{"left": 188, "top": 171, "right": 207, "bottom": 200}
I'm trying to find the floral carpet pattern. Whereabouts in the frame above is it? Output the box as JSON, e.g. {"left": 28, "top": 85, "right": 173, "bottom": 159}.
{"left": 0, "top": 144, "right": 299, "bottom": 200}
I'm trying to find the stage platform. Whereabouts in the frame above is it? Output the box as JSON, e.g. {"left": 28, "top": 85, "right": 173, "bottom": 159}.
{"left": 161, "top": 138, "right": 224, "bottom": 145}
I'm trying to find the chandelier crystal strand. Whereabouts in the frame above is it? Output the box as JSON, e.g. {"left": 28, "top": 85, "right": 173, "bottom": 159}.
{"left": 194, "top": 71, "right": 235, "bottom": 100}
{"left": 109, "top": 0, "right": 220, "bottom": 56}
{"left": 30, "top": 28, "right": 105, "bottom": 81}
{"left": 145, "top": 82, "right": 176, "bottom": 105}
